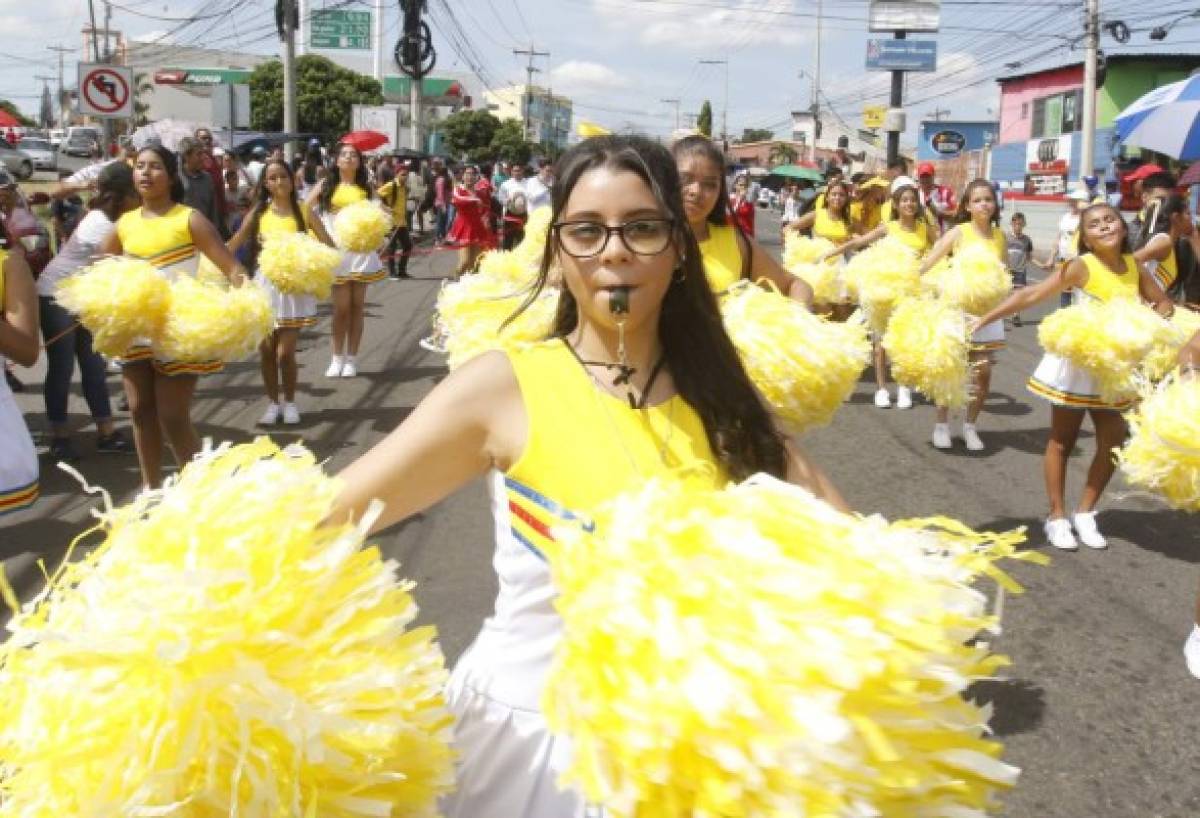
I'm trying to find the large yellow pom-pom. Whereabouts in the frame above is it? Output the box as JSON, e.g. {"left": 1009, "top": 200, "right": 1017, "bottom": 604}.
{"left": 1039, "top": 297, "right": 1170, "bottom": 401}
{"left": 333, "top": 200, "right": 392, "bottom": 253}
{"left": 1119, "top": 374, "right": 1200, "bottom": 511}
{"left": 720, "top": 282, "right": 871, "bottom": 431}
{"left": 0, "top": 439, "right": 455, "bottom": 818}
{"left": 513, "top": 206, "right": 552, "bottom": 270}
{"left": 474, "top": 247, "right": 540, "bottom": 289}
{"left": 437, "top": 274, "right": 557, "bottom": 369}
{"left": 259, "top": 231, "right": 342, "bottom": 298}
{"left": 53, "top": 257, "right": 169, "bottom": 357}
{"left": 1142, "top": 308, "right": 1200, "bottom": 381}
{"left": 156, "top": 277, "right": 273, "bottom": 362}
{"left": 883, "top": 297, "right": 970, "bottom": 408}
{"left": 842, "top": 238, "right": 922, "bottom": 331}
{"left": 782, "top": 234, "right": 841, "bottom": 303}
{"left": 925, "top": 242, "right": 1011, "bottom": 316}
{"left": 544, "top": 475, "right": 1037, "bottom": 818}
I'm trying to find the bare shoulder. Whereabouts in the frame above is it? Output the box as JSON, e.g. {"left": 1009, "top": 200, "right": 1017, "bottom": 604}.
{"left": 425, "top": 349, "right": 527, "bottom": 469}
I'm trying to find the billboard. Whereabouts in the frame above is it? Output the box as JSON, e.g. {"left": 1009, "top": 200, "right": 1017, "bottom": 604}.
{"left": 916, "top": 120, "right": 997, "bottom": 161}
{"left": 865, "top": 39, "right": 937, "bottom": 72}
{"left": 868, "top": 1, "right": 940, "bottom": 32}
{"left": 1024, "top": 133, "right": 1073, "bottom": 195}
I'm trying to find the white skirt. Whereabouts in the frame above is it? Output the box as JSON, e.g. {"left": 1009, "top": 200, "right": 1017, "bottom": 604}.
{"left": 0, "top": 373, "right": 38, "bottom": 516}
{"left": 1027, "top": 352, "right": 1132, "bottom": 410}
{"left": 258, "top": 275, "right": 316, "bottom": 329}
{"left": 322, "top": 212, "right": 385, "bottom": 283}
{"left": 970, "top": 318, "right": 1006, "bottom": 351}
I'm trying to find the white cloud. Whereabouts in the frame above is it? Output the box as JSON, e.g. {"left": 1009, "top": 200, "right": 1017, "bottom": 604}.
{"left": 131, "top": 30, "right": 173, "bottom": 44}
{"left": 593, "top": 0, "right": 809, "bottom": 50}
{"left": 549, "top": 60, "right": 632, "bottom": 96}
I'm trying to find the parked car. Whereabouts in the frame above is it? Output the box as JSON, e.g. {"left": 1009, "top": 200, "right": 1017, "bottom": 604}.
{"left": 16, "top": 137, "right": 55, "bottom": 171}
{"left": 0, "top": 142, "right": 32, "bottom": 180}
{"left": 62, "top": 135, "right": 99, "bottom": 158}
{"left": 48, "top": 128, "right": 65, "bottom": 149}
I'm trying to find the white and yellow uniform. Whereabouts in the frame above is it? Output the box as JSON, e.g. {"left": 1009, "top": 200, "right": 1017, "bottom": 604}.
{"left": 257, "top": 209, "right": 317, "bottom": 329}
{"left": 0, "top": 248, "right": 38, "bottom": 516}
{"left": 956, "top": 223, "right": 1008, "bottom": 352}
{"left": 323, "top": 184, "right": 385, "bottom": 284}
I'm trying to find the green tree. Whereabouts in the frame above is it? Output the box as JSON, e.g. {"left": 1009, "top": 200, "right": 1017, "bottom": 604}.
{"left": 488, "top": 119, "right": 534, "bottom": 165}
{"left": 738, "top": 127, "right": 774, "bottom": 144}
{"left": 131, "top": 73, "right": 154, "bottom": 128}
{"left": 769, "top": 143, "right": 798, "bottom": 165}
{"left": 249, "top": 55, "right": 383, "bottom": 141}
{"left": 0, "top": 100, "right": 35, "bottom": 127}
{"left": 440, "top": 109, "right": 501, "bottom": 161}
{"left": 697, "top": 100, "right": 713, "bottom": 137}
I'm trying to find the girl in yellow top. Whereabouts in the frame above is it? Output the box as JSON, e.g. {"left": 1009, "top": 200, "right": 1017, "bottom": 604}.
{"left": 101, "top": 145, "right": 246, "bottom": 490}
{"left": 822, "top": 180, "right": 933, "bottom": 410}
{"left": 307, "top": 142, "right": 385, "bottom": 378}
{"left": 671, "top": 136, "right": 812, "bottom": 307}
{"left": 229, "top": 158, "right": 337, "bottom": 427}
{"left": 972, "top": 203, "right": 1174, "bottom": 551}
{"left": 919, "top": 179, "right": 1008, "bottom": 453}
{"left": 376, "top": 162, "right": 413, "bottom": 279}
{"left": 1133, "top": 193, "right": 1198, "bottom": 298}
{"left": 328, "top": 135, "right": 844, "bottom": 817}
{"left": 0, "top": 236, "right": 39, "bottom": 517}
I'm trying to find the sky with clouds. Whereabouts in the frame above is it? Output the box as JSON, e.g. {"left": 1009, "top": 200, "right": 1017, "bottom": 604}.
{"left": 1, "top": 0, "right": 1197, "bottom": 145}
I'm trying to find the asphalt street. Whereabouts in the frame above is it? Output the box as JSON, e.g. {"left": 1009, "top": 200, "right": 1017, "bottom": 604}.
{"left": 3, "top": 209, "right": 1198, "bottom": 816}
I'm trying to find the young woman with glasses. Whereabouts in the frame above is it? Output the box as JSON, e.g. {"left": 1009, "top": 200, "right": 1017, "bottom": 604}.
{"left": 328, "top": 135, "right": 844, "bottom": 816}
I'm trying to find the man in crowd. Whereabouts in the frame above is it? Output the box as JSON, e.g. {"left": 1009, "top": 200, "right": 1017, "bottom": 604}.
{"left": 178, "top": 137, "right": 222, "bottom": 230}
{"left": 916, "top": 162, "right": 956, "bottom": 231}
{"left": 498, "top": 162, "right": 530, "bottom": 250}
{"left": 245, "top": 146, "right": 268, "bottom": 186}
{"left": 193, "top": 127, "right": 230, "bottom": 237}
{"left": 524, "top": 159, "right": 554, "bottom": 211}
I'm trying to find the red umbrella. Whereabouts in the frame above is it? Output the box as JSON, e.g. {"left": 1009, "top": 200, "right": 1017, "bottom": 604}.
{"left": 340, "top": 129, "right": 389, "bottom": 152}
{"left": 0, "top": 109, "right": 21, "bottom": 128}
{"left": 1124, "top": 163, "right": 1165, "bottom": 182}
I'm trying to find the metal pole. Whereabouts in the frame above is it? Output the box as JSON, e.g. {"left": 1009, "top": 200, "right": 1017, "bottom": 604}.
{"left": 296, "top": 0, "right": 308, "bottom": 55}
{"left": 372, "top": 0, "right": 384, "bottom": 82}
{"left": 410, "top": 77, "right": 422, "bottom": 151}
{"left": 513, "top": 45, "right": 549, "bottom": 138}
{"left": 722, "top": 59, "right": 729, "bottom": 146}
{"left": 814, "top": 0, "right": 822, "bottom": 126}
{"left": 1080, "top": 0, "right": 1099, "bottom": 182}
{"left": 886, "top": 30, "right": 905, "bottom": 165}
{"left": 282, "top": 0, "right": 298, "bottom": 157}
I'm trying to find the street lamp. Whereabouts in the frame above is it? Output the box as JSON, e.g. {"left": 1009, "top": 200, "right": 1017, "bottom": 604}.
{"left": 698, "top": 58, "right": 728, "bottom": 145}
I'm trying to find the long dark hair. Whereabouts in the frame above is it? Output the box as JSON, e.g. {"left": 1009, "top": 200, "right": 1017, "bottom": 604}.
{"left": 244, "top": 158, "right": 307, "bottom": 272}
{"left": 955, "top": 178, "right": 1000, "bottom": 226}
{"left": 1076, "top": 202, "right": 1131, "bottom": 256}
{"left": 318, "top": 142, "right": 372, "bottom": 212}
{"left": 887, "top": 183, "right": 925, "bottom": 222}
{"left": 513, "top": 135, "right": 786, "bottom": 481}
{"left": 1138, "top": 193, "right": 1194, "bottom": 299}
{"left": 671, "top": 135, "right": 730, "bottom": 227}
{"left": 138, "top": 145, "right": 185, "bottom": 203}
{"left": 91, "top": 162, "right": 136, "bottom": 222}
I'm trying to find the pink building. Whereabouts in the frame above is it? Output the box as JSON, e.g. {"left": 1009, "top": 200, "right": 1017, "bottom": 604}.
{"left": 996, "top": 64, "right": 1083, "bottom": 145}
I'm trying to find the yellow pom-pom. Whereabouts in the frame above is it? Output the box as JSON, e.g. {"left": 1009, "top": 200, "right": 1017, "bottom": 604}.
{"left": 436, "top": 274, "right": 558, "bottom": 369}
{"left": 925, "top": 242, "right": 1011, "bottom": 316}
{"left": 259, "top": 231, "right": 342, "bottom": 298}
{"left": 53, "top": 257, "right": 169, "bottom": 357}
{"left": 782, "top": 234, "right": 841, "bottom": 304}
{"left": 1039, "top": 297, "right": 1170, "bottom": 401}
{"left": 157, "top": 277, "right": 273, "bottom": 362}
{"left": 0, "top": 439, "right": 455, "bottom": 818}
{"left": 512, "top": 206, "right": 553, "bottom": 270}
{"left": 883, "top": 297, "right": 971, "bottom": 408}
{"left": 475, "top": 247, "right": 540, "bottom": 289}
{"left": 842, "top": 238, "right": 922, "bottom": 332}
{"left": 194, "top": 255, "right": 227, "bottom": 286}
{"left": 1142, "top": 308, "right": 1200, "bottom": 382}
{"left": 1119, "top": 374, "right": 1200, "bottom": 511}
{"left": 545, "top": 475, "right": 1036, "bottom": 818}
{"left": 720, "top": 282, "right": 871, "bottom": 431}
{"left": 333, "top": 200, "right": 392, "bottom": 253}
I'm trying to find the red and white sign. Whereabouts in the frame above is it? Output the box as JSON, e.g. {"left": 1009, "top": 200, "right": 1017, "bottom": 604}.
{"left": 78, "top": 63, "right": 133, "bottom": 118}
{"left": 1025, "top": 133, "right": 1072, "bottom": 174}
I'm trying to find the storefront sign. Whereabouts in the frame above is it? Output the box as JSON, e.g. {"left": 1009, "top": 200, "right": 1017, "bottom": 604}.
{"left": 866, "top": 39, "right": 937, "bottom": 72}
{"left": 1024, "top": 133, "right": 1073, "bottom": 195}
{"left": 929, "top": 129, "right": 966, "bottom": 156}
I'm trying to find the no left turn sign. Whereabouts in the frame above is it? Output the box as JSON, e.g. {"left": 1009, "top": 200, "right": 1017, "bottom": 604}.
{"left": 78, "top": 63, "right": 134, "bottom": 118}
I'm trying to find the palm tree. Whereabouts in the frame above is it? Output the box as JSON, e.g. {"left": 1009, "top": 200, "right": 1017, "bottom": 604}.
{"left": 769, "top": 142, "right": 798, "bottom": 166}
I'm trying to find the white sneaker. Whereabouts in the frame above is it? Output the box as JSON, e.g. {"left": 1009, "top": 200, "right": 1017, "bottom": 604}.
{"left": 325, "top": 356, "right": 344, "bottom": 378}
{"left": 1071, "top": 511, "right": 1108, "bottom": 549}
{"left": 281, "top": 402, "right": 301, "bottom": 425}
{"left": 257, "top": 402, "right": 282, "bottom": 425}
{"left": 1184, "top": 625, "right": 1200, "bottom": 680}
{"left": 873, "top": 388, "right": 891, "bottom": 408}
{"left": 932, "top": 423, "right": 952, "bottom": 450}
{"left": 962, "top": 423, "right": 984, "bottom": 451}
{"left": 1044, "top": 517, "right": 1078, "bottom": 551}
{"left": 418, "top": 335, "right": 446, "bottom": 354}
{"left": 895, "top": 386, "right": 913, "bottom": 409}
{"left": 340, "top": 357, "right": 358, "bottom": 377}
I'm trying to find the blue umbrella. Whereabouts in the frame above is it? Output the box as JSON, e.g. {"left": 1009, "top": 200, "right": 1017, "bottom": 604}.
{"left": 1114, "top": 73, "right": 1200, "bottom": 161}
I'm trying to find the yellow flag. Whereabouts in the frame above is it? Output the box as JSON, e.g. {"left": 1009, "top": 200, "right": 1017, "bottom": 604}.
{"left": 576, "top": 120, "right": 611, "bottom": 138}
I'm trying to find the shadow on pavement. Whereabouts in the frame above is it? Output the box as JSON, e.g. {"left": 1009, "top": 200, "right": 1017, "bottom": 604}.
{"left": 1100, "top": 508, "right": 1200, "bottom": 564}
{"left": 968, "top": 678, "right": 1047, "bottom": 737}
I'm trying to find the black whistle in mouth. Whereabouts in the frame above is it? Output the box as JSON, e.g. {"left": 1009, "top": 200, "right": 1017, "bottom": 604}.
{"left": 608, "top": 286, "right": 631, "bottom": 316}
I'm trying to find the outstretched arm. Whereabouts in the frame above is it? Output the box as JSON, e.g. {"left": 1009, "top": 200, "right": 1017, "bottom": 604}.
{"left": 749, "top": 238, "right": 813, "bottom": 309}
{"left": 972, "top": 256, "right": 1087, "bottom": 330}
{"left": 917, "top": 225, "right": 960, "bottom": 274}
{"left": 190, "top": 211, "right": 247, "bottom": 286}
{"left": 819, "top": 223, "right": 886, "bottom": 260}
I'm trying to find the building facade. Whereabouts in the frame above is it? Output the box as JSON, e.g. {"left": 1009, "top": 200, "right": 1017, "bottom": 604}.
{"left": 483, "top": 85, "right": 572, "bottom": 150}
{"left": 990, "top": 54, "right": 1200, "bottom": 196}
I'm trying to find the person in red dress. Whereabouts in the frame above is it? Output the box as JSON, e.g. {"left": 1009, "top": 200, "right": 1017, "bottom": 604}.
{"left": 446, "top": 166, "right": 494, "bottom": 277}
{"left": 728, "top": 175, "right": 756, "bottom": 238}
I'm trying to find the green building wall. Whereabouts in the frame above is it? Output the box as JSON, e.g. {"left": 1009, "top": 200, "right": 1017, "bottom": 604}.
{"left": 1098, "top": 59, "right": 1200, "bottom": 127}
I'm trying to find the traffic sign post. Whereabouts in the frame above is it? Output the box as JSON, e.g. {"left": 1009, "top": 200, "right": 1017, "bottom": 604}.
{"left": 78, "top": 63, "right": 133, "bottom": 118}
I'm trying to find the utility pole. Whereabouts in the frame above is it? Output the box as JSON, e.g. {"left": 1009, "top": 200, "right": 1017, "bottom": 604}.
{"left": 397, "top": 1, "right": 434, "bottom": 152}
{"left": 296, "top": 0, "right": 308, "bottom": 55}
{"left": 813, "top": 0, "right": 822, "bottom": 137}
{"left": 1080, "top": 0, "right": 1099, "bottom": 183}
{"left": 280, "top": 0, "right": 298, "bottom": 157}
{"left": 699, "top": 58, "right": 729, "bottom": 147}
{"left": 925, "top": 107, "right": 950, "bottom": 121}
{"left": 661, "top": 98, "right": 680, "bottom": 131}
{"left": 886, "top": 30, "right": 905, "bottom": 165}
{"left": 372, "top": 0, "right": 384, "bottom": 81}
{"left": 48, "top": 45, "right": 73, "bottom": 126}
{"left": 513, "top": 44, "right": 549, "bottom": 139}
{"left": 34, "top": 75, "right": 55, "bottom": 128}
{"left": 86, "top": 0, "right": 102, "bottom": 61}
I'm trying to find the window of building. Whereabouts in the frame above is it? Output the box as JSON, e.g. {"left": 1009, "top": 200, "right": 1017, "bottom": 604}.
{"left": 1020, "top": 101, "right": 1029, "bottom": 120}
{"left": 1031, "top": 98, "right": 1046, "bottom": 137}
{"left": 1030, "top": 89, "right": 1083, "bottom": 138}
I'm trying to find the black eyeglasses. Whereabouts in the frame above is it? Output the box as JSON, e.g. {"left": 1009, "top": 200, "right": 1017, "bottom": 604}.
{"left": 552, "top": 218, "right": 674, "bottom": 258}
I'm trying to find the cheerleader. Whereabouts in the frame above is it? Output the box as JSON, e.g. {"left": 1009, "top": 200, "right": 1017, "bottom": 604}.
{"left": 786, "top": 177, "right": 854, "bottom": 318}
{"left": 307, "top": 142, "right": 385, "bottom": 378}
{"left": 0, "top": 228, "right": 39, "bottom": 517}
{"left": 671, "top": 135, "right": 812, "bottom": 306}
{"left": 1132, "top": 193, "right": 1198, "bottom": 298}
{"left": 822, "top": 177, "right": 932, "bottom": 408}
{"left": 329, "top": 135, "right": 844, "bottom": 818}
{"left": 971, "top": 202, "right": 1174, "bottom": 550}
{"left": 918, "top": 179, "right": 1007, "bottom": 452}
{"left": 445, "top": 166, "right": 495, "bottom": 278}
{"left": 229, "top": 158, "right": 337, "bottom": 426}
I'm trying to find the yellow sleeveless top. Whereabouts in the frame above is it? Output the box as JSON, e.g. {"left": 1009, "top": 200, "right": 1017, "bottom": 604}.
{"left": 698, "top": 223, "right": 743, "bottom": 293}
{"left": 886, "top": 219, "right": 930, "bottom": 253}
{"left": 330, "top": 183, "right": 367, "bottom": 213}
{"left": 503, "top": 341, "right": 724, "bottom": 540}
{"left": 1079, "top": 253, "right": 1139, "bottom": 303}
{"left": 955, "top": 223, "right": 1006, "bottom": 260}
{"left": 850, "top": 200, "right": 880, "bottom": 233}
{"left": 1150, "top": 236, "right": 1177, "bottom": 290}
{"left": 259, "top": 208, "right": 303, "bottom": 238}
{"left": 117, "top": 204, "right": 196, "bottom": 276}
{"left": 813, "top": 208, "right": 851, "bottom": 242}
